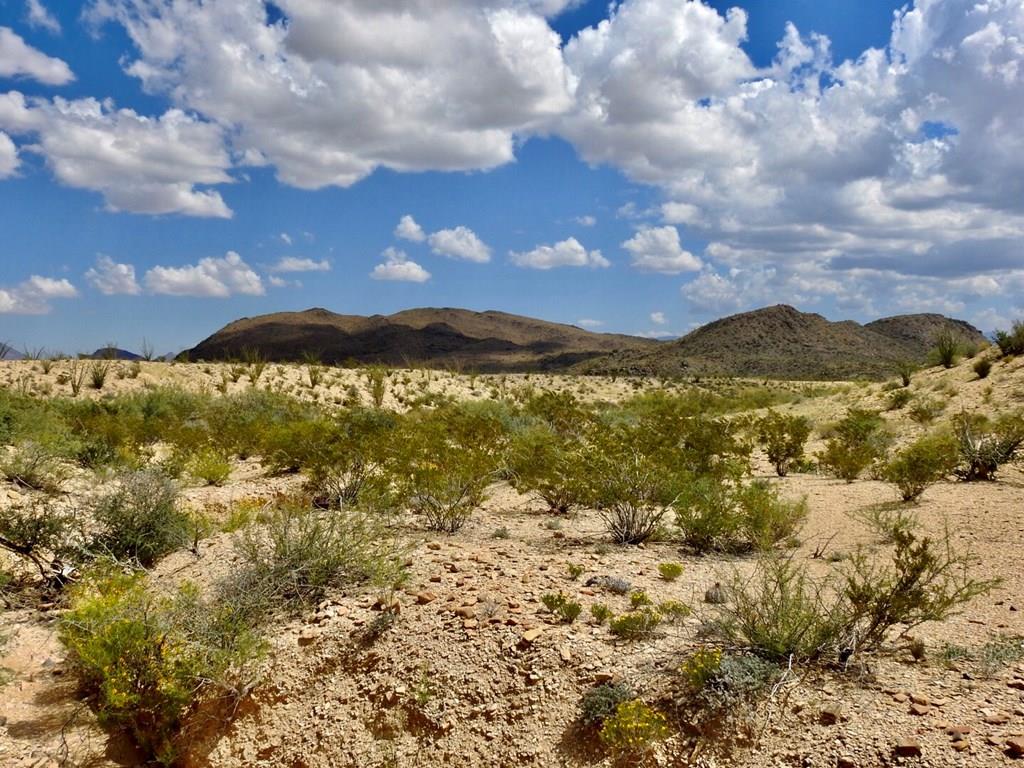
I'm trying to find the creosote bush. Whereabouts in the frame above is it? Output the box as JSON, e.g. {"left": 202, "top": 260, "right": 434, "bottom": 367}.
{"left": 754, "top": 410, "right": 811, "bottom": 477}
{"left": 818, "top": 409, "right": 890, "bottom": 482}
{"left": 973, "top": 358, "right": 992, "bottom": 379}
{"left": 710, "top": 525, "right": 997, "bottom": 662}
{"left": 883, "top": 432, "right": 958, "bottom": 502}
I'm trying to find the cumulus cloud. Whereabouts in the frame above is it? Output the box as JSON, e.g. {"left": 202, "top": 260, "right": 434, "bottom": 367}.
{"left": 0, "top": 26, "right": 73, "bottom": 85}
{"left": 428, "top": 226, "right": 491, "bottom": 263}
{"left": 576, "top": 318, "right": 603, "bottom": 328}
{"left": 0, "top": 274, "right": 77, "bottom": 314}
{"left": 510, "top": 237, "right": 609, "bottom": 269}
{"left": 622, "top": 226, "right": 702, "bottom": 274}
{"left": 370, "top": 247, "right": 431, "bottom": 283}
{"left": 0, "top": 131, "right": 17, "bottom": 177}
{"left": 270, "top": 257, "right": 330, "bottom": 273}
{"left": 650, "top": 311, "right": 666, "bottom": 325}
{"left": 575, "top": 215, "right": 596, "bottom": 227}
{"left": 25, "top": 1, "right": 61, "bottom": 34}
{"left": 85, "top": 255, "right": 141, "bottom": 295}
{"left": 144, "top": 251, "right": 264, "bottom": 297}
{"left": 88, "top": 0, "right": 573, "bottom": 189}
{"left": 0, "top": 92, "right": 232, "bottom": 217}
{"left": 395, "top": 215, "right": 426, "bottom": 243}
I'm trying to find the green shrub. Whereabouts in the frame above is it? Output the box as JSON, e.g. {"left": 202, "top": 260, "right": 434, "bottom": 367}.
{"left": 692, "top": 653, "right": 780, "bottom": 715}
{"left": 932, "top": 329, "right": 962, "bottom": 369}
{"left": 883, "top": 432, "right": 958, "bottom": 501}
{"left": 908, "top": 397, "right": 945, "bottom": 425}
{"left": 590, "top": 603, "right": 612, "bottom": 624}
{"left": 89, "top": 359, "right": 111, "bottom": 390}
{"left": 541, "top": 592, "right": 582, "bottom": 623}
{"left": 609, "top": 608, "right": 662, "bottom": 640}
{"left": 993, "top": 320, "right": 1024, "bottom": 356}
{"left": 657, "top": 562, "right": 683, "bottom": 581}
{"left": 365, "top": 366, "right": 388, "bottom": 408}
{"left": 580, "top": 682, "right": 633, "bottom": 727}
{"left": 0, "top": 441, "right": 68, "bottom": 493}
{"left": 679, "top": 646, "right": 722, "bottom": 690}
{"left": 886, "top": 388, "right": 913, "bottom": 411}
{"left": 59, "top": 571, "right": 264, "bottom": 764}
{"left": 228, "top": 505, "right": 402, "bottom": 615}
{"left": 894, "top": 361, "right": 918, "bottom": 387}
{"left": 90, "top": 470, "right": 189, "bottom": 567}
{"left": 818, "top": 409, "right": 890, "bottom": 482}
{"left": 0, "top": 501, "right": 75, "bottom": 581}
{"left": 657, "top": 600, "right": 691, "bottom": 623}
{"left": 599, "top": 700, "right": 671, "bottom": 754}
{"left": 567, "top": 563, "right": 585, "bottom": 580}
{"left": 186, "top": 445, "right": 232, "bottom": 486}
{"left": 754, "top": 410, "right": 811, "bottom": 476}
{"left": 973, "top": 358, "right": 992, "bottom": 379}
{"left": 629, "top": 590, "right": 652, "bottom": 608}
{"left": 953, "top": 412, "right": 1024, "bottom": 481}
{"left": 507, "top": 424, "right": 588, "bottom": 515}
{"left": 851, "top": 504, "right": 920, "bottom": 543}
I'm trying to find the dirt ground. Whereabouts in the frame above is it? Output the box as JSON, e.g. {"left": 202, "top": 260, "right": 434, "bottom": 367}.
{"left": 0, "top": 356, "right": 1022, "bottom": 767}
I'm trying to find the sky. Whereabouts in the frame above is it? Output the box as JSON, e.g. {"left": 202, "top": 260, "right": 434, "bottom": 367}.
{"left": 0, "top": 0, "right": 1022, "bottom": 354}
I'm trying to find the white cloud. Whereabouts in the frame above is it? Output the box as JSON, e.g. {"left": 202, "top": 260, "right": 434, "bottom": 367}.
{"left": 510, "top": 236, "right": 609, "bottom": 269}
{"left": 576, "top": 318, "right": 603, "bottom": 328}
{"left": 270, "top": 256, "right": 330, "bottom": 273}
{"left": 650, "top": 311, "right": 666, "bottom": 325}
{"left": 370, "top": 247, "right": 431, "bottom": 283}
{"left": 622, "top": 226, "right": 702, "bottom": 273}
{"left": 395, "top": 214, "right": 426, "bottom": 243}
{"left": 0, "top": 131, "right": 17, "bottom": 177}
{"left": 85, "top": 255, "right": 141, "bottom": 295}
{"left": 575, "top": 214, "right": 596, "bottom": 227}
{"left": 428, "top": 226, "right": 491, "bottom": 263}
{"left": 0, "top": 26, "right": 73, "bottom": 85}
{"left": 0, "top": 93, "right": 232, "bottom": 217}
{"left": 25, "top": 1, "right": 61, "bottom": 34}
{"left": 0, "top": 274, "right": 77, "bottom": 314}
{"left": 144, "top": 251, "right": 264, "bottom": 297}
{"left": 279, "top": 232, "right": 292, "bottom": 245}
{"left": 88, "top": 0, "right": 573, "bottom": 189}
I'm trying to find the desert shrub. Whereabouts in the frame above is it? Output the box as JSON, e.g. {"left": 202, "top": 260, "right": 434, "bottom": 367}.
{"left": 851, "top": 504, "right": 920, "bottom": 543}
{"left": 712, "top": 527, "right": 997, "bottom": 661}
{"left": 89, "top": 359, "right": 111, "bottom": 390}
{"left": 658, "top": 562, "right": 684, "bottom": 581}
{"left": 0, "top": 441, "right": 68, "bottom": 493}
{"left": 754, "top": 411, "right": 811, "bottom": 476}
{"left": 657, "top": 600, "right": 691, "bottom": 623}
{"left": 931, "top": 329, "right": 961, "bottom": 369}
{"left": 842, "top": 527, "right": 997, "bottom": 649}
{"left": 228, "top": 505, "right": 402, "bottom": 614}
{"left": 674, "top": 478, "right": 805, "bottom": 553}
{"left": 993, "top": 320, "right": 1024, "bottom": 357}
{"left": 590, "top": 603, "right": 612, "bottom": 624}
{"left": 0, "top": 501, "right": 76, "bottom": 581}
{"left": 953, "top": 412, "right": 1024, "bottom": 481}
{"left": 680, "top": 646, "right": 723, "bottom": 690}
{"left": 630, "top": 589, "right": 653, "bottom": 608}
{"left": 908, "top": 396, "right": 945, "bottom": 424}
{"left": 883, "top": 432, "right": 958, "bottom": 501}
{"left": 599, "top": 700, "right": 671, "bottom": 754}
{"left": 886, "top": 388, "right": 913, "bottom": 411}
{"left": 894, "top": 360, "right": 918, "bottom": 387}
{"left": 973, "top": 358, "right": 992, "bottom": 379}
{"left": 60, "top": 571, "right": 264, "bottom": 764}
{"left": 507, "top": 424, "right": 588, "bottom": 515}
{"left": 580, "top": 682, "right": 633, "bottom": 726}
{"left": 541, "top": 592, "right": 582, "bottom": 623}
{"left": 689, "top": 653, "right": 780, "bottom": 716}
{"left": 365, "top": 365, "right": 388, "bottom": 408}
{"left": 90, "top": 470, "right": 189, "bottom": 567}
{"left": 818, "top": 409, "right": 890, "bottom": 482}
{"left": 567, "top": 563, "right": 585, "bottom": 580}
{"left": 609, "top": 608, "right": 662, "bottom": 640}
{"left": 186, "top": 445, "right": 232, "bottom": 486}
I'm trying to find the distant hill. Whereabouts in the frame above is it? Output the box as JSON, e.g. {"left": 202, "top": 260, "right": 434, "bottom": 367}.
{"left": 183, "top": 307, "right": 659, "bottom": 372}
{"left": 579, "top": 305, "right": 987, "bottom": 380}
{"left": 89, "top": 347, "right": 142, "bottom": 361}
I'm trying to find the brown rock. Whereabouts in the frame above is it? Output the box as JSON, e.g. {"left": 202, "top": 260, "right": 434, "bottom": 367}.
{"left": 427, "top": 542, "right": 442, "bottom": 550}
{"left": 820, "top": 705, "right": 843, "bottom": 725}
{"left": 416, "top": 591, "right": 437, "bottom": 605}
{"left": 837, "top": 756, "right": 856, "bottom": 768}
{"left": 558, "top": 645, "right": 572, "bottom": 663}
{"left": 454, "top": 607, "right": 476, "bottom": 619}
{"left": 463, "top": 619, "right": 479, "bottom": 630}
{"left": 910, "top": 703, "right": 931, "bottom": 716}
{"left": 893, "top": 739, "right": 922, "bottom": 757}
{"left": 893, "top": 692, "right": 909, "bottom": 703}
{"left": 951, "top": 740, "right": 969, "bottom": 753}
{"left": 984, "top": 712, "right": 1010, "bottom": 725}
{"left": 909, "top": 693, "right": 930, "bottom": 706}
{"left": 520, "top": 628, "right": 544, "bottom": 645}
{"left": 1007, "top": 738, "right": 1024, "bottom": 758}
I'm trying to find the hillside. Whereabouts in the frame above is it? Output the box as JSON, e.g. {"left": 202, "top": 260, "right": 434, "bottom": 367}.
{"left": 580, "top": 305, "right": 986, "bottom": 380}
{"left": 183, "top": 307, "right": 658, "bottom": 372}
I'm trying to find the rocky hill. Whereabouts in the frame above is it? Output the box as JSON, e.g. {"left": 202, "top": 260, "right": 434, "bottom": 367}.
{"left": 183, "top": 307, "right": 658, "bottom": 372}
{"left": 578, "top": 305, "right": 987, "bottom": 380}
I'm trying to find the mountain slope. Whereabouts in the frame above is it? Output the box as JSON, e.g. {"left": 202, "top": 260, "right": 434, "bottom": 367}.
{"left": 183, "top": 307, "right": 658, "bottom": 372}
{"left": 579, "top": 305, "right": 986, "bottom": 380}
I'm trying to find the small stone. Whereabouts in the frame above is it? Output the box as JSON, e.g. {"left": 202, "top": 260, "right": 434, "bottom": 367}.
{"left": 837, "top": 756, "right": 856, "bottom": 768}
{"left": 893, "top": 739, "right": 922, "bottom": 758}
{"left": 820, "top": 705, "right": 843, "bottom": 725}
{"left": 909, "top": 693, "right": 930, "bottom": 706}
{"left": 984, "top": 713, "right": 1010, "bottom": 725}
{"left": 454, "top": 607, "right": 476, "bottom": 619}
{"left": 1007, "top": 738, "right": 1024, "bottom": 758}
{"left": 945, "top": 725, "right": 971, "bottom": 737}
{"left": 520, "top": 628, "right": 544, "bottom": 645}
{"left": 910, "top": 703, "right": 931, "bottom": 716}
{"left": 427, "top": 542, "right": 442, "bottom": 550}
{"left": 297, "top": 629, "right": 320, "bottom": 647}
{"left": 559, "top": 645, "right": 572, "bottom": 663}
{"left": 463, "top": 619, "right": 479, "bottom": 630}
{"left": 893, "top": 693, "right": 909, "bottom": 703}
{"left": 951, "top": 740, "right": 969, "bottom": 753}
{"left": 416, "top": 591, "right": 437, "bottom": 605}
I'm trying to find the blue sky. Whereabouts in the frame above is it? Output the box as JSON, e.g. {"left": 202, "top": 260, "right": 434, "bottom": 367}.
{"left": 1, "top": 0, "right": 1021, "bottom": 354}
